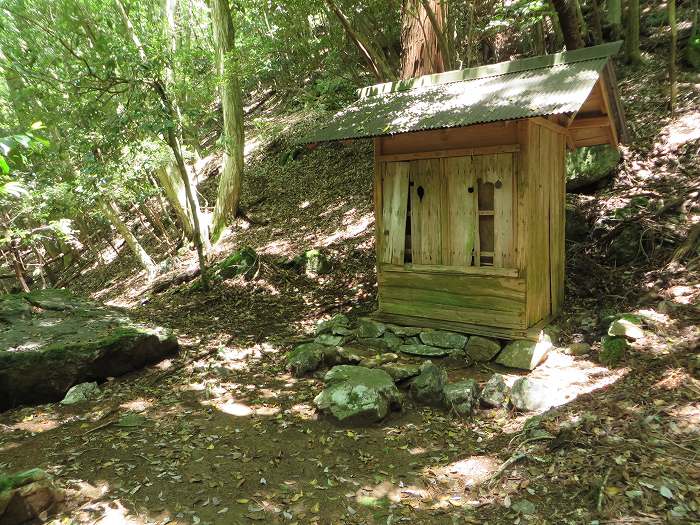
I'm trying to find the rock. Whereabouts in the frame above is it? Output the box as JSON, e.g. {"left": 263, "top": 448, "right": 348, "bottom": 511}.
{"left": 0, "top": 469, "right": 63, "bottom": 525}
{"left": 510, "top": 377, "right": 552, "bottom": 411}
{"left": 216, "top": 247, "right": 257, "bottom": 279}
{"left": 336, "top": 344, "right": 377, "bottom": 364}
{"left": 315, "top": 314, "right": 350, "bottom": 336}
{"left": 566, "top": 144, "right": 620, "bottom": 192}
{"left": 449, "top": 348, "right": 467, "bottom": 359}
{"left": 599, "top": 336, "right": 628, "bottom": 367}
{"left": 419, "top": 330, "right": 468, "bottom": 349}
{"left": 565, "top": 204, "right": 589, "bottom": 242}
{"left": 386, "top": 324, "right": 422, "bottom": 337}
{"left": 480, "top": 374, "right": 509, "bottom": 408}
{"left": 607, "top": 315, "right": 644, "bottom": 340}
{"left": 359, "top": 353, "right": 399, "bottom": 368}
{"left": 286, "top": 342, "right": 327, "bottom": 376}
{"left": 541, "top": 325, "right": 561, "bottom": 346}
{"left": 405, "top": 336, "right": 421, "bottom": 345}
{"left": 465, "top": 336, "right": 501, "bottom": 362}
{"left": 410, "top": 361, "right": 447, "bottom": 406}
{"left": 0, "top": 290, "right": 178, "bottom": 412}
{"left": 443, "top": 379, "right": 480, "bottom": 416}
{"left": 0, "top": 295, "right": 32, "bottom": 323}
{"left": 563, "top": 342, "right": 591, "bottom": 356}
{"left": 60, "top": 382, "right": 100, "bottom": 405}
{"left": 293, "top": 248, "right": 331, "bottom": 277}
{"left": 608, "top": 224, "right": 644, "bottom": 265}
{"left": 495, "top": 339, "right": 551, "bottom": 370}
{"left": 380, "top": 363, "right": 421, "bottom": 383}
{"left": 314, "top": 366, "right": 402, "bottom": 425}
{"left": 314, "top": 333, "right": 344, "bottom": 346}
{"left": 356, "top": 318, "right": 385, "bottom": 339}
{"left": 382, "top": 332, "right": 403, "bottom": 349}
{"left": 357, "top": 338, "right": 390, "bottom": 352}
{"left": 399, "top": 344, "right": 450, "bottom": 358}
{"left": 685, "top": 26, "right": 700, "bottom": 70}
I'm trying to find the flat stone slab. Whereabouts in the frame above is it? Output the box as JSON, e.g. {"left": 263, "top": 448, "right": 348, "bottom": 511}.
{"left": 0, "top": 289, "right": 178, "bottom": 411}
{"left": 399, "top": 344, "right": 451, "bottom": 357}
{"left": 419, "top": 330, "right": 468, "bottom": 349}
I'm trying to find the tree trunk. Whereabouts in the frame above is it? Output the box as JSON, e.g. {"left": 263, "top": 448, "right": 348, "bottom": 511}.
{"left": 588, "top": 0, "right": 604, "bottom": 44}
{"left": 324, "top": 0, "right": 396, "bottom": 81}
{"left": 625, "top": 0, "right": 642, "bottom": 64}
{"left": 607, "top": 0, "right": 622, "bottom": 39}
{"left": 101, "top": 200, "right": 158, "bottom": 278}
{"left": 155, "top": 162, "right": 195, "bottom": 237}
{"left": 551, "top": 0, "right": 585, "bottom": 49}
{"left": 115, "top": 0, "right": 210, "bottom": 289}
{"left": 400, "top": 0, "right": 449, "bottom": 78}
{"left": 668, "top": 0, "right": 677, "bottom": 114}
{"left": 209, "top": 0, "right": 245, "bottom": 243}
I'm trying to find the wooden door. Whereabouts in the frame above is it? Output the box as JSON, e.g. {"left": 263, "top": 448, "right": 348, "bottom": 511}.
{"left": 379, "top": 162, "right": 409, "bottom": 265}
{"left": 442, "top": 157, "right": 476, "bottom": 266}
{"left": 409, "top": 159, "right": 442, "bottom": 265}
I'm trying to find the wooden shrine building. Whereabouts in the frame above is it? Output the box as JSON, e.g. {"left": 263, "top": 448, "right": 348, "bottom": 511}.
{"left": 307, "top": 42, "right": 627, "bottom": 340}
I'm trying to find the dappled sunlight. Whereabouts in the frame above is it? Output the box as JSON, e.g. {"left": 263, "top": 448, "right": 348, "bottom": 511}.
{"left": 119, "top": 398, "right": 153, "bottom": 412}
{"left": 667, "top": 403, "right": 700, "bottom": 436}
{"left": 288, "top": 403, "right": 317, "bottom": 420}
{"left": 424, "top": 455, "right": 500, "bottom": 490}
{"left": 658, "top": 110, "right": 700, "bottom": 149}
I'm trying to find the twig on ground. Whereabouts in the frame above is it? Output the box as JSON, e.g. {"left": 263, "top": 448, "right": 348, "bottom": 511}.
{"left": 597, "top": 467, "right": 612, "bottom": 513}
{"left": 486, "top": 452, "right": 527, "bottom": 489}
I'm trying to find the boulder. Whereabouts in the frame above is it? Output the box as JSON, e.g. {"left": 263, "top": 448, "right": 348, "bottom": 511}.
{"left": 419, "top": 330, "right": 468, "bottom": 349}
{"left": 599, "top": 336, "right": 628, "bottom": 367}
{"left": 495, "top": 339, "right": 551, "bottom": 370}
{"left": 399, "top": 344, "right": 451, "bottom": 358}
{"left": 315, "top": 314, "right": 350, "bottom": 336}
{"left": 380, "top": 363, "right": 421, "bottom": 383}
{"left": 216, "top": 247, "right": 257, "bottom": 279}
{"left": 314, "top": 366, "right": 402, "bottom": 425}
{"left": 465, "top": 336, "right": 501, "bottom": 362}
{"left": 386, "top": 324, "right": 422, "bottom": 337}
{"left": 410, "top": 361, "right": 448, "bottom": 406}
{"left": 356, "top": 318, "right": 386, "bottom": 339}
{"left": 510, "top": 378, "right": 552, "bottom": 411}
{"left": 566, "top": 144, "right": 620, "bottom": 192}
{"left": 60, "top": 382, "right": 100, "bottom": 406}
{"left": 286, "top": 342, "right": 327, "bottom": 376}
{"left": 480, "top": 374, "right": 509, "bottom": 408}
{"left": 0, "top": 290, "right": 178, "bottom": 412}
{"left": 443, "top": 379, "right": 480, "bottom": 416}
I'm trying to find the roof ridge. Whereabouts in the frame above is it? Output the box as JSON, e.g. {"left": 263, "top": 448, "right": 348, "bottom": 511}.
{"left": 357, "top": 41, "right": 622, "bottom": 100}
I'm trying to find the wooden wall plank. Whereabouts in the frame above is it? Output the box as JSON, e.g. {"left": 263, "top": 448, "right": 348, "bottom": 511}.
{"left": 410, "top": 159, "right": 442, "bottom": 265}
{"left": 493, "top": 154, "right": 514, "bottom": 267}
{"left": 378, "top": 268, "right": 527, "bottom": 329}
{"left": 379, "top": 162, "right": 410, "bottom": 265}
{"left": 381, "top": 121, "right": 519, "bottom": 155}
{"left": 549, "top": 133, "right": 566, "bottom": 316}
{"left": 442, "top": 156, "right": 476, "bottom": 266}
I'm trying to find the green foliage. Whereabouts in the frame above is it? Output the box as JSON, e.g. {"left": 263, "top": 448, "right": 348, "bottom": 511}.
{"left": 599, "top": 336, "right": 628, "bottom": 366}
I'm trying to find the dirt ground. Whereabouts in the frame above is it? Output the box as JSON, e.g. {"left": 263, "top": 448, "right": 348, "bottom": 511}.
{"left": 1, "top": 57, "right": 699, "bottom": 524}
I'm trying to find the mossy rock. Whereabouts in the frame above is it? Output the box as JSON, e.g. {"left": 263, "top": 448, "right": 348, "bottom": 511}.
{"left": 566, "top": 145, "right": 621, "bottom": 192}
{"left": 216, "top": 247, "right": 257, "bottom": 279}
{"left": 0, "top": 289, "right": 178, "bottom": 411}
{"left": 296, "top": 249, "right": 331, "bottom": 276}
{"left": 599, "top": 336, "right": 628, "bottom": 367}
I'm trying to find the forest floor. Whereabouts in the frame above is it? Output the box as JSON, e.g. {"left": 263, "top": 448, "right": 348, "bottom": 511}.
{"left": 1, "top": 57, "right": 699, "bottom": 524}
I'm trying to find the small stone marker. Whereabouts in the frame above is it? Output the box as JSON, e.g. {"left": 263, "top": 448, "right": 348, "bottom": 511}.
{"left": 563, "top": 342, "right": 590, "bottom": 356}
{"left": 465, "top": 336, "right": 501, "bottom": 362}
{"left": 443, "top": 379, "right": 480, "bottom": 416}
{"left": 399, "top": 344, "right": 451, "bottom": 357}
{"left": 480, "top": 374, "right": 509, "bottom": 408}
{"left": 419, "top": 330, "right": 468, "bottom": 349}
{"left": 510, "top": 377, "right": 552, "bottom": 411}
{"left": 495, "top": 339, "right": 552, "bottom": 370}
{"left": 410, "top": 361, "right": 447, "bottom": 406}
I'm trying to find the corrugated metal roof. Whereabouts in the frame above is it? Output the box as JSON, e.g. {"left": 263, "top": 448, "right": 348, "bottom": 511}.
{"left": 306, "top": 42, "right": 621, "bottom": 143}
